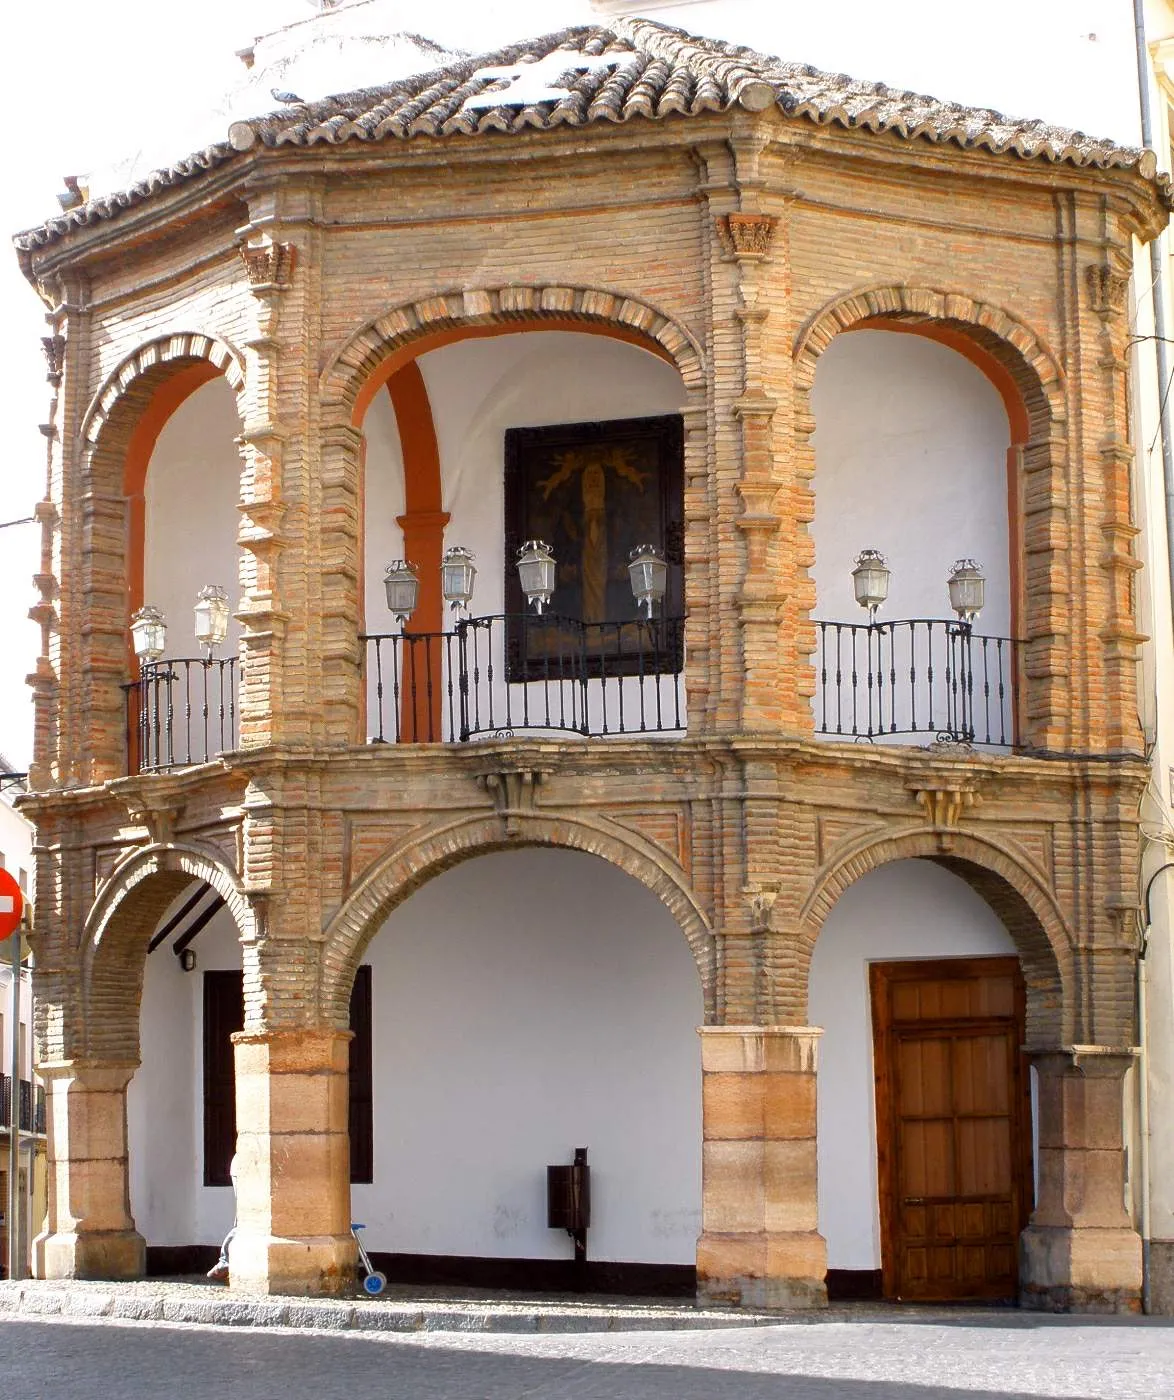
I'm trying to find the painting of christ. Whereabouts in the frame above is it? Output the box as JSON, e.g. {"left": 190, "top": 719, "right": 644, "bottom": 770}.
{"left": 504, "top": 414, "right": 684, "bottom": 680}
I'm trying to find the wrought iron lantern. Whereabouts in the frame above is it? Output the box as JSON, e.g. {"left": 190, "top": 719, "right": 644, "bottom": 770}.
{"left": 628, "top": 544, "right": 668, "bottom": 619}
{"left": 851, "top": 549, "right": 890, "bottom": 619}
{"left": 130, "top": 604, "right": 167, "bottom": 664}
{"left": 383, "top": 560, "right": 419, "bottom": 626}
{"left": 194, "top": 585, "right": 230, "bottom": 658}
{"left": 947, "top": 559, "right": 986, "bottom": 624}
{"left": 516, "top": 540, "right": 556, "bottom": 614}
{"left": 441, "top": 545, "right": 477, "bottom": 613}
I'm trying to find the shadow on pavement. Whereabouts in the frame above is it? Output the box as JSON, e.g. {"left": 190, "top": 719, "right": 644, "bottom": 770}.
{"left": 0, "top": 1315, "right": 1110, "bottom": 1400}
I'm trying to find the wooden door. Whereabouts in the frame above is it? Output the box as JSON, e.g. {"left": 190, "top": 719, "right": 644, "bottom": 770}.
{"left": 871, "top": 957, "right": 1030, "bottom": 1302}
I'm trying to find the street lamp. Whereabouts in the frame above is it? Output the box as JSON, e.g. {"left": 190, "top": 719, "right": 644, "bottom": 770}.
{"left": 947, "top": 559, "right": 986, "bottom": 624}
{"left": 194, "top": 586, "right": 231, "bottom": 659}
{"left": 628, "top": 544, "right": 668, "bottom": 619}
{"left": 441, "top": 546, "right": 477, "bottom": 613}
{"left": 130, "top": 605, "right": 167, "bottom": 664}
{"left": 851, "top": 549, "right": 890, "bottom": 621}
{"left": 383, "top": 560, "right": 419, "bottom": 627}
{"left": 516, "top": 540, "right": 556, "bottom": 614}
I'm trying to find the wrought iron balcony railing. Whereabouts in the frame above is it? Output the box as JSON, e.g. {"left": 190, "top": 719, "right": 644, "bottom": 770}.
{"left": 0, "top": 1076, "right": 45, "bottom": 1134}
{"left": 124, "top": 658, "right": 237, "bottom": 774}
{"left": 814, "top": 618, "right": 1017, "bottom": 746}
{"left": 363, "top": 614, "right": 687, "bottom": 743}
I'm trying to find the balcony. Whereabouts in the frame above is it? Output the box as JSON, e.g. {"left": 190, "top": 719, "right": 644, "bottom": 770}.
{"left": 363, "top": 613, "right": 687, "bottom": 743}
{"left": 124, "top": 658, "right": 237, "bottom": 774}
{"left": 0, "top": 1076, "right": 46, "bottom": 1135}
{"left": 814, "top": 618, "right": 1017, "bottom": 747}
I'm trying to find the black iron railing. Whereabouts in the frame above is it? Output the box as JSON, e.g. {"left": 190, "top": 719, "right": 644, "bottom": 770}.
{"left": 814, "top": 619, "right": 1017, "bottom": 746}
{"left": 124, "top": 658, "right": 238, "bottom": 774}
{"left": 0, "top": 1076, "right": 45, "bottom": 1134}
{"left": 363, "top": 614, "right": 686, "bottom": 743}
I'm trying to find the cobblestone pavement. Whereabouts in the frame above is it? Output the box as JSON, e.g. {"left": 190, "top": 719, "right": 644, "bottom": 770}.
{"left": 4, "top": 1309, "right": 1174, "bottom": 1399}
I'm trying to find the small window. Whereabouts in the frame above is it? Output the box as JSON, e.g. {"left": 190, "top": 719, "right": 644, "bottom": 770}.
{"left": 17, "top": 870, "right": 27, "bottom": 895}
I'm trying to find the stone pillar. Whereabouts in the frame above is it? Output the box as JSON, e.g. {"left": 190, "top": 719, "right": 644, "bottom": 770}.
{"left": 1019, "top": 1047, "right": 1142, "bottom": 1313}
{"left": 696, "top": 1026, "right": 826, "bottom": 1310}
{"left": 33, "top": 1060, "right": 145, "bottom": 1280}
{"left": 228, "top": 1029, "right": 355, "bottom": 1295}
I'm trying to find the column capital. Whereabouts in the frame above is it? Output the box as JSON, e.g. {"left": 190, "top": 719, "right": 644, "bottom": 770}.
{"left": 700, "top": 1025, "right": 822, "bottom": 1074}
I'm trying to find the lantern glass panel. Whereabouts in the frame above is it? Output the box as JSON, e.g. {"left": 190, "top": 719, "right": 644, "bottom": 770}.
{"left": 947, "top": 559, "right": 985, "bottom": 622}
{"left": 516, "top": 540, "right": 556, "bottom": 613}
{"left": 851, "top": 549, "right": 890, "bottom": 614}
{"left": 628, "top": 545, "right": 668, "bottom": 617}
{"left": 383, "top": 561, "right": 419, "bottom": 623}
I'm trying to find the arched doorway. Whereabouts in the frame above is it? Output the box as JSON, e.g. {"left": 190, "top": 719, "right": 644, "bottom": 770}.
{"left": 347, "top": 846, "right": 703, "bottom": 1289}
{"left": 810, "top": 858, "right": 1032, "bottom": 1302}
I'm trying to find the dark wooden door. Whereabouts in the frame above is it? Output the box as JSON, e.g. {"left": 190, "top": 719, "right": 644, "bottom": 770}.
{"left": 871, "top": 956, "right": 1030, "bottom": 1302}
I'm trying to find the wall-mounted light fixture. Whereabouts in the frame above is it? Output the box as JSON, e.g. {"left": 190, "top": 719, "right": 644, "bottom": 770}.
{"left": 628, "top": 544, "right": 668, "bottom": 619}
{"left": 178, "top": 949, "right": 197, "bottom": 973}
{"left": 947, "top": 559, "right": 986, "bottom": 624}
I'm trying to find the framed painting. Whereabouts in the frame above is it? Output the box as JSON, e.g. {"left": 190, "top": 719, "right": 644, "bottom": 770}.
{"left": 504, "top": 413, "right": 684, "bottom": 681}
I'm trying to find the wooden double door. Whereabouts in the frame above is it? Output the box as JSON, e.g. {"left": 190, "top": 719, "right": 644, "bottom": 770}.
{"left": 871, "top": 957, "right": 1031, "bottom": 1302}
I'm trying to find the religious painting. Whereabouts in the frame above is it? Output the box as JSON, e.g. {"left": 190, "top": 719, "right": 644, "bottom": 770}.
{"left": 504, "top": 414, "right": 684, "bottom": 681}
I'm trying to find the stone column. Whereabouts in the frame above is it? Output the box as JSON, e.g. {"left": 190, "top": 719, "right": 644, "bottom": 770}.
{"left": 1019, "top": 1047, "right": 1142, "bottom": 1313}
{"left": 33, "top": 1060, "right": 145, "bottom": 1280}
{"left": 228, "top": 1029, "right": 355, "bottom": 1295}
{"left": 696, "top": 1026, "right": 826, "bottom": 1310}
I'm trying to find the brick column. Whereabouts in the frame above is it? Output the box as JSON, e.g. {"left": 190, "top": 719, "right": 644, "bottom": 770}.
{"left": 33, "top": 1060, "right": 145, "bottom": 1280}
{"left": 1019, "top": 1047, "right": 1141, "bottom": 1313}
{"left": 228, "top": 1029, "right": 355, "bottom": 1295}
{"left": 696, "top": 1026, "right": 826, "bottom": 1309}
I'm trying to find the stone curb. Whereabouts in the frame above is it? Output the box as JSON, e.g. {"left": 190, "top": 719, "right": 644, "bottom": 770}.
{"left": 0, "top": 1282, "right": 783, "bottom": 1336}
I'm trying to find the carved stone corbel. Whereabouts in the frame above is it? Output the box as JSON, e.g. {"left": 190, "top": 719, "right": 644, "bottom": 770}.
{"left": 478, "top": 768, "right": 547, "bottom": 838}
{"left": 743, "top": 883, "right": 778, "bottom": 933}
{"left": 1086, "top": 263, "right": 1129, "bottom": 319}
{"left": 911, "top": 782, "right": 981, "bottom": 851}
{"left": 716, "top": 212, "right": 778, "bottom": 260}
{"left": 239, "top": 240, "right": 296, "bottom": 289}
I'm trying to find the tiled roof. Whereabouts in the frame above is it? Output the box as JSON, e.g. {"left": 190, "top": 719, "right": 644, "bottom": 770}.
{"left": 14, "top": 17, "right": 1169, "bottom": 257}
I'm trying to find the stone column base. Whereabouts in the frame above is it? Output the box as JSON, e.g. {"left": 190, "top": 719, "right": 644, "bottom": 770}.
{"left": 1020, "top": 1225, "right": 1142, "bottom": 1314}
{"left": 34, "top": 1227, "right": 145, "bottom": 1281}
{"left": 697, "top": 1229, "right": 827, "bottom": 1310}
{"left": 228, "top": 1232, "right": 356, "bottom": 1297}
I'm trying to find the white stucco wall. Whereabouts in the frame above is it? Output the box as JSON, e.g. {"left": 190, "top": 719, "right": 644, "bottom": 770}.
{"left": 808, "top": 858, "right": 1018, "bottom": 1272}
{"left": 353, "top": 847, "right": 704, "bottom": 1264}
{"left": 143, "top": 376, "right": 242, "bottom": 660}
{"left": 362, "top": 331, "right": 688, "bottom": 739}
{"left": 127, "top": 895, "right": 241, "bottom": 1248}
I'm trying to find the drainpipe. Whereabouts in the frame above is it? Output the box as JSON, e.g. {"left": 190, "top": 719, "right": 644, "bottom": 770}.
{"left": 1134, "top": 0, "right": 1174, "bottom": 1317}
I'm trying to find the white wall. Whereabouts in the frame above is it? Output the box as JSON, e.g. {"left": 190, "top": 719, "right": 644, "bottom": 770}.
{"left": 127, "top": 893, "right": 241, "bottom": 1247}
{"left": 353, "top": 847, "right": 703, "bottom": 1264}
{"left": 808, "top": 858, "right": 1018, "bottom": 1271}
{"left": 362, "top": 331, "right": 687, "bottom": 740}
{"left": 144, "top": 376, "right": 242, "bottom": 661}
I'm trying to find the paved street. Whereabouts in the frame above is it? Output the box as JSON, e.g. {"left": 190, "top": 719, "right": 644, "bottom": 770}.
{"left": 4, "top": 1311, "right": 1174, "bottom": 1399}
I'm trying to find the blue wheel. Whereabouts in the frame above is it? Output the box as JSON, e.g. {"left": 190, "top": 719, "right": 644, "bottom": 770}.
{"left": 363, "top": 1271, "right": 387, "bottom": 1296}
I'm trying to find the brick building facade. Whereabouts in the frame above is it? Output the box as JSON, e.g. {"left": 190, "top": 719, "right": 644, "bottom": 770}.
{"left": 12, "top": 16, "right": 1171, "bottom": 1310}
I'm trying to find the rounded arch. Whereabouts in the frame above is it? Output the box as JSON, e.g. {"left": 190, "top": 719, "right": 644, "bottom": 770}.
{"left": 799, "top": 826, "right": 1071, "bottom": 1045}
{"left": 319, "top": 812, "right": 716, "bottom": 1026}
{"left": 321, "top": 284, "right": 707, "bottom": 421}
{"left": 81, "top": 841, "right": 257, "bottom": 1060}
{"left": 81, "top": 332, "right": 246, "bottom": 449}
{"left": 793, "top": 285, "right": 1065, "bottom": 429}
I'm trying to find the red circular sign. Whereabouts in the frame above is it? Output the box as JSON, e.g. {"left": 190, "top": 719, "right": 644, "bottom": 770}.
{"left": 0, "top": 868, "right": 23, "bottom": 941}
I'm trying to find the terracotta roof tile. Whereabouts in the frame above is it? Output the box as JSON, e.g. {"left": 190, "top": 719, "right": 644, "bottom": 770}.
{"left": 14, "top": 17, "right": 1170, "bottom": 257}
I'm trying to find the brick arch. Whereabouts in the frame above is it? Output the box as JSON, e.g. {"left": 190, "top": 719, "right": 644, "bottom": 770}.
{"left": 80, "top": 332, "right": 245, "bottom": 449}
{"left": 318, "top": 812, "right": 716, "bottom": 1027}
{"left": 798, "top": 827, "right": 1071, "bottom": 1046}
{"left": 320, "top": 284, "right": 707, "bottom": 416}
{"left": 73, "top": 337, "right": 247, "bottom": 782}
{"left": 793, "top": 284, "right": 1072, "bottom": 749}
{"left": 80, "top": 842, "right": 256, "bottom": 1061}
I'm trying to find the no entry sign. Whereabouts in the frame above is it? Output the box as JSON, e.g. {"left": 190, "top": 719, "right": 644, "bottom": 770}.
{"left": 0, "top": 868, "right": 23, "bottom": 941}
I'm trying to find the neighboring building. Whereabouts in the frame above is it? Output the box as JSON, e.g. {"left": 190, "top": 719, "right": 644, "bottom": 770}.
{"left": 0, "top": 763, "right": 45, "bottom": 1279}
{"left": 11, "top": 5, "right": 1173, "bottom": 1312}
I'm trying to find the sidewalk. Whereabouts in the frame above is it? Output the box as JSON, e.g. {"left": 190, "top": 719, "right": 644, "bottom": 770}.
{"left": 0, "top": 1276, "right": 793, "bottom": 1335}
